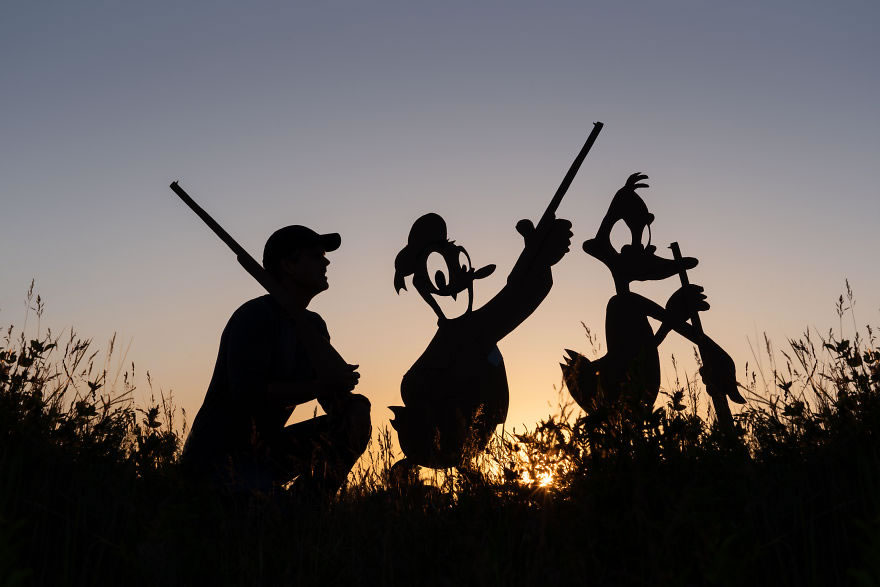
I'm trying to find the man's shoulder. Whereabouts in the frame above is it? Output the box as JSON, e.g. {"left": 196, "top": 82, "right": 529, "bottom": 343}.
{"left": 223, "top": 295, "right": 331, "bottom": 337}
{"left": 225, "top": 295, "right": 279, "bottom": 332}
{"left": 227, "top": 296, "right": 328, "bottom": 336}
{"left": 303, "top": 307, "right": 325, "bottom": 321}
{"left": 231, "top": 294, "right": 276, "bottom": 317}
{"left": 303, "top": 309, "right": 329, "bottom": 338}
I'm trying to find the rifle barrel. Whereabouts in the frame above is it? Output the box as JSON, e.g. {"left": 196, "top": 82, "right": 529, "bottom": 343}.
{"left": 507, "top": 122, "right": 603, "bottom": 283}
{"left": 539, "top": 121, "right": 604, "bottom": 227}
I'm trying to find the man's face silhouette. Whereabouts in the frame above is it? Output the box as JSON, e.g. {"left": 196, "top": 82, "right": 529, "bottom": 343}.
{"left": 282, "top": 245, "right": 330, "bottom": 296}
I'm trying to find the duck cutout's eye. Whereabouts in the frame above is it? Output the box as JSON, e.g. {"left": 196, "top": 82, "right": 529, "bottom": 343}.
{"left": 609, "top": 220, "right": 629, "bottom": 254}
{"left": 426, "top": 251, "right": 451, "bottom": 291}
{"left": 458, "top": 250, "right": 471, "bottom": 273}
{"left": 641, "top": 223, "right": 652, "bottom": 249}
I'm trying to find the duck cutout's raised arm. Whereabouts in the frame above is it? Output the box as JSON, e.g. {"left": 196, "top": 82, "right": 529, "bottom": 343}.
{"left": 467, "top": 216, "right": 573, "bottom": 344}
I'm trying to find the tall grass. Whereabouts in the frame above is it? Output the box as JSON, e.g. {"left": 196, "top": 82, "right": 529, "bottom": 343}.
{"left": 2, "top": 283, "right": 879, "bottom": 586}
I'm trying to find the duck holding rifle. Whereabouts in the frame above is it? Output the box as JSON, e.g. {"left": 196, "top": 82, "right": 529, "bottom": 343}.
{"left": 562, "top": 173, "right": 744, "bottom": 423}
{"left": 390, "top": 212, "right": 573, "bottom": 470}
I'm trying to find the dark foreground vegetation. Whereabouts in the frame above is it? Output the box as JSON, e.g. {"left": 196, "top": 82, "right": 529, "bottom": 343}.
{"left": 2, "top": 285, "right": 880, "bottom": 586}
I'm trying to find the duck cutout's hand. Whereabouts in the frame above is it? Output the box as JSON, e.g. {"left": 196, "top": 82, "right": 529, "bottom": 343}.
{"left": 698, "top": 338, "right": 746, "bottom": 404}
{"left": 665, "top": 283, "right": 709, "bottom": 327}
{"left": 515, "top": 217, "right": 573, "bottom": 267}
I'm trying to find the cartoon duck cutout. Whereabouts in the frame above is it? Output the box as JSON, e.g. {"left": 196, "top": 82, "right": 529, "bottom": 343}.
{"left": 562, "top": 173, "right": 744, "bottom": 427}
{"left": 391, "top": 212, "right": 573, "bottom": 470}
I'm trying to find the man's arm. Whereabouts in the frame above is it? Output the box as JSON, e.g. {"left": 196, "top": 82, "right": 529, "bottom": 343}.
{"left": 266, "top": 366, "right": 359, "bottom": 410}
{"left": 266, "top": 381, "right": 321, "bottom": 408}
{"left": 223, "top": 302, "right": 278, "bottom": 420}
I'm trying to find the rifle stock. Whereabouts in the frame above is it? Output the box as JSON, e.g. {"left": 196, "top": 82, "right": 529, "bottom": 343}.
{"left": 169, "top": 181, "right": 350, "bottom": 377}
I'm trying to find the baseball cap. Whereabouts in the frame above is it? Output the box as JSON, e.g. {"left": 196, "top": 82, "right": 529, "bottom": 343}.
{"left": 263, "top": 225, "right": 341, "bottom": 274}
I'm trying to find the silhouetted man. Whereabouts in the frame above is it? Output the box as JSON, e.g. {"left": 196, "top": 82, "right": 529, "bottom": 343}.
{"left": 181, "top": 226, "right": 371, "bottom": 495}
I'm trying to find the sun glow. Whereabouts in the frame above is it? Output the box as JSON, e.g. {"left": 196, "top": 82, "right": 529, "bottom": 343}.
{"left": 537, "top": 471, "right": 554, "bottom": 487}
{"left": 520, "top": 470, "right": 555, "bottom": 488}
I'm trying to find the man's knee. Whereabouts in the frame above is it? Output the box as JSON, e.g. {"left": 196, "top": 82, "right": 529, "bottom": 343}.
{"left": 341, "top": 394, "right": 372, "bottom": 455}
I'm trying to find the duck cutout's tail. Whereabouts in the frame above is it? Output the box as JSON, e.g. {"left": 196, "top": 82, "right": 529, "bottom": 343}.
{"left": 561, "top": 349, "right": 602, "bottom": 413}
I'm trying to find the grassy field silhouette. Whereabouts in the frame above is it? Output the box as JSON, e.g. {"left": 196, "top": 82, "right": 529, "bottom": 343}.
{"left": 2, "top": 283, "right": 879, "bottom": 586}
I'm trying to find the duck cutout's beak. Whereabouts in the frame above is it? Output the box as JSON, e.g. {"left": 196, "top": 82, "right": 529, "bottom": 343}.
{"left": 623, "top": 245, "right": 697, "bottom": 282}
{"left": 473, "top": 264, "right": 496, "bottom": 280}
{"left": 451, "top": 264, "right": 494, "bottom": 302}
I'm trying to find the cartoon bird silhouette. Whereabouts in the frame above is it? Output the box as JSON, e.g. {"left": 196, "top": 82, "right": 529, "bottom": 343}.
{"left": 391, "top": 212, "right": 572, "bottom": 470}
{"left": 563, "top": 173, "right": 744, "bottom": 422}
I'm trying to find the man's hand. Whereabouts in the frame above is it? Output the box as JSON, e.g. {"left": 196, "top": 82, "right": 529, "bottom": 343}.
{"left": 516, "top": 217, "right": 573, "bottom": 267}
{"left": 316, "top": 363, "right": 360, "bottom": 412}
{"left": 324, "top": 363, "right": 360, "bottom": 393}
{"left": 665, "top": 284, "right": 709, "bottom": 327}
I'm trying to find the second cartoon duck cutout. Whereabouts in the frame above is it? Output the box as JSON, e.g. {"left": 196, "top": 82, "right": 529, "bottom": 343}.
{"left": 562, "top": 173, "right": 744, "bottom": 428}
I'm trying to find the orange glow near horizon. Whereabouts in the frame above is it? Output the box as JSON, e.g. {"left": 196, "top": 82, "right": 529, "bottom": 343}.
{"left": 521, "top": 470, "right": 554, "bottom": 488}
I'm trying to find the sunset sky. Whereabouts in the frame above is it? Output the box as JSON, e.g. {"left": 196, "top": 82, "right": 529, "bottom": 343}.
{"left": 2, "top": 1, "right": 878, "bottom": 439}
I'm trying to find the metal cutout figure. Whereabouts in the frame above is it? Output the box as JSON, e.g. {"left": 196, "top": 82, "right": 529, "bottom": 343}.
{"left": 390, "top": 212, "right": 573, "bottom": 470}
{"left": 389, "top": 123, "right": 601, "bottom": 472}
{"left": 562, "top": 173, "right": 744, "bottom": 430}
